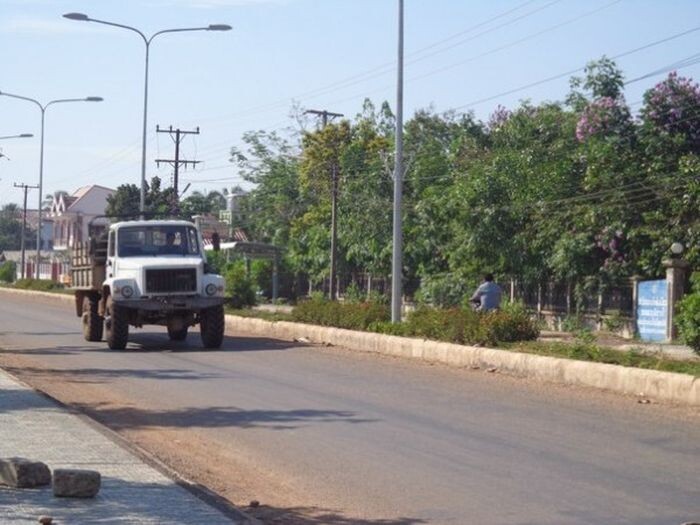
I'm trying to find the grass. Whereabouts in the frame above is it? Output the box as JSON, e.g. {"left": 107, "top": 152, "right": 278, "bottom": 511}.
{"left": 0, "top": 280, "right": 73, "bottom": 294}
{"left": 500, "top": 340, "right": 700, "bottom": 376}
{"left": 225, "top": 307, "right": 293, "bottom": 323}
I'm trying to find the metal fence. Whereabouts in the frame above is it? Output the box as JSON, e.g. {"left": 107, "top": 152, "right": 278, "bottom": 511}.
{"left": 512, "top": 279, "right": 634, "bottom": 317}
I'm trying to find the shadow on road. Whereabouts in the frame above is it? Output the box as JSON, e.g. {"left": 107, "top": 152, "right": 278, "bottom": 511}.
{"left": 127, "top": 332, "right": 302, "bottom": 353}
{"left": 245, "top": 504, "right": 427, "bottom": 525}
{"left": 68, "top": 402, "right": 379, "bottom": 431}
{"left": 0, "top": 331, "right": 81, "bottom": 336}
{"left": 0, "top": 364, "right": 223, "bottom": 385}
{"left": 0, "top": 333, "right": 303, "bottom": 355}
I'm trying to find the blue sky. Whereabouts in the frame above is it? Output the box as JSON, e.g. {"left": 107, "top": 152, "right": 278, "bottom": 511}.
{"left": 1, "top": 0, "right": 700, "bottom": 208}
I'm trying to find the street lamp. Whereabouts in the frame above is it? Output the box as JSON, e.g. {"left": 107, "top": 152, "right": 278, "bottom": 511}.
{"left": 63, "top": 13, "right": 232, "bottom": 216}
{"left": 391, "top": 0, "right": 404, "bottom": 322}
{"left": 0, "top": 133, "right": 33, "bottom": 140}
{"left": 0, "top": 90, "right": 103, "bottom": 278}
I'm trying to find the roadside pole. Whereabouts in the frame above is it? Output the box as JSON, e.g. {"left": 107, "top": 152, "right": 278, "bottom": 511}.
{"left": 13, "top": 182, "right": 39, "bottom": 279}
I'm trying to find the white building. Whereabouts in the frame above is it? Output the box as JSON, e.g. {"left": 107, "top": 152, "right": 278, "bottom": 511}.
{"left": 49, "top": 185, "right": 115, "bottom": 250}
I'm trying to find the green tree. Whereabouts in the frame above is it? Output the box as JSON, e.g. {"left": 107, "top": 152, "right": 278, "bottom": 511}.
{"left": 180, "top": 189, "right": 226, "bottom": 219}
{"left": 105, "top": 176, "right": 175, "bottom": 218}
{"left": 0, "top": 203, "right": 33, "bottom": 251}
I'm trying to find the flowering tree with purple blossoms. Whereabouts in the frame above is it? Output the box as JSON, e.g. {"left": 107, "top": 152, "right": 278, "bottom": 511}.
{"left": 641, "top": 71, "right": 700, "bottom": 150}
{"left": 488, "top": 105, "right": 511, "bottom": 131}
{"left": 575, "top": 96, "right": 633, "bottom": 142}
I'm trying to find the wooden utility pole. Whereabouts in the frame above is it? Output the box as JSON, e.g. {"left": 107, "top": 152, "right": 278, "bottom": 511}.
{"left": 304, "top": 109, "right": 344, "bottom": 300}
{"left": 155, "top": 125, "right": 201, "bottom": 214}
{"left": 13, "top": 182, "right": 39, "bottom": 279}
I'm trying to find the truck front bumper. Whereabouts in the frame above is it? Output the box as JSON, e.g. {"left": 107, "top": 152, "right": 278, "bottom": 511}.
{"left": 115, "top": 296, "right": 224, "bottom": 312}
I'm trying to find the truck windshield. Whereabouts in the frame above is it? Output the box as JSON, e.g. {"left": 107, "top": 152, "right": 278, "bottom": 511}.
{"left": 117, "top": 225, "right": 200, "bottom": 257}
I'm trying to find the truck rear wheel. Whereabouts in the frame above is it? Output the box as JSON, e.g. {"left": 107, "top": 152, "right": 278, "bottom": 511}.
{"left": 105, "top": 296, "right": 129, "bottom": 350}
{"left": 82, "top": 295, "right": 103, "bottom": 342}
{"left": 200, "top": 305, "right": 224, "bottom": 349}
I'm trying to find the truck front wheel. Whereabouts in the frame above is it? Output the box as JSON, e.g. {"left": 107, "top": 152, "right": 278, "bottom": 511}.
{"left": 200, "top": 305, "right": 224, "bottom": 349}
{"left": 82, "top": 295, "right": 103, "bottom": 342}
{"left": 105, "top": 296, "right": 129, "bottom": 350}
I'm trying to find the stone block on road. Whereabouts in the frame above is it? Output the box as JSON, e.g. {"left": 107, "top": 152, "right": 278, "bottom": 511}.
{"left": 52, "top": 469, "right": 101, "bottom": 498}
{"left": 0, "top": 457, "right": 51, "bottom": 488}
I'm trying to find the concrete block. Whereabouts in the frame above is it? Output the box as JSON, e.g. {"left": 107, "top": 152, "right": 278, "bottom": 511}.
{"left": 53, "top": 469, "right": 101, "bottom": 498}
{"left": 0, "top": 457, "right": 51, "bottom": 488}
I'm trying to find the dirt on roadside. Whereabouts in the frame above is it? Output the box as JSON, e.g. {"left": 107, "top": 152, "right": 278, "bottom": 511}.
{"left": 0, "top": 350, "right": 338, "bottom": 524}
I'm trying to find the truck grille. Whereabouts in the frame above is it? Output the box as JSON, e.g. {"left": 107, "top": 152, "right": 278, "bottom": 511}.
{"left": 145, "top": 268, "right": 196, "bottom": 294}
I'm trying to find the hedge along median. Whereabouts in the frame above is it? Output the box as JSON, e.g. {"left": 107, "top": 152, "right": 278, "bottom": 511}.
{"left": 1, "top": 287, "right": 698, "bottom": 406}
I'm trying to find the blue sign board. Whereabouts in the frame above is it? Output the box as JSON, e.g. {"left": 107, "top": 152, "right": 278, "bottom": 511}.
{"left": 637, "top": 279, "right": 668, "bottom": 342}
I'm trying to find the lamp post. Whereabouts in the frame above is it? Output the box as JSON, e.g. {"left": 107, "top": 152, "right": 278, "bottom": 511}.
{"left": 670, "top": 242, "right": 684, "bottom": 258}
{"left": 63, "top": 13, "right": 231, "bottom": 217}
{"left": 0, "top": 133, "right": 33, "bottom": 140}
{"left": 0, "top": 133, "right": 32, "bottom": 162}
{"left": 0, "top": 91, "right": 102, "bottom": 278}
{"left": 391, "top": 0, "right": 404, "bottom": 322}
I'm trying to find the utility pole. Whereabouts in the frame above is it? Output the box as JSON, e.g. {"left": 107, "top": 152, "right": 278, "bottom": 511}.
{"left": 304, "top": 109, "right": 344, "bottom": 300}
{"left": 391, "top": 0, "right": 405, "bottom": 322}
{"left": 155, "top": 125, "right": 200, "bottom": 215}
{"left": 13, "top": 182, "right": 39, "bottom": 279}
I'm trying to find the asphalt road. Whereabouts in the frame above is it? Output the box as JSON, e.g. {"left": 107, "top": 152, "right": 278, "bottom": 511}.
{"left": 0, "top": 293, "right": 698, "bottom": 525}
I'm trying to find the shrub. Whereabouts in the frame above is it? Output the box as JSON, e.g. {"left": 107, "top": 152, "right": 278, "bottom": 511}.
{"left": 205, "top": 251, "right": 227, "bottom": 275}
{"left": 677, "top": 273, "right": 700, "bottom": 355}
{"left": 292, "top": 296, "right": 389, "bottom": 330}
{"left": 0, "top": 261, "right": 16, "bottom": 283}
{"left": 13, "top": 278, "right": 63, "bottom": 291}
{"left": 561, "top": 315, "right": 586, "bottom": 332}
{"left": 370, "top": 302, "right": 539, "bottom": 346}
{"left": 414, "top": 274, "right": 473, "bottom": 308}
{"left": 343, "top": 282, "right": 364, "bottom": 304}
{"left": 481, "top": 302, "right": 540, "bottom": 343}
{"left": 603, "top": 311, "right": 626, "bottom": 332}
{"left": 403, "top": 306, "right": 488, "bottom": 345}
{"left": 223, "top": 261, "right": 257, "bottom": 309}
{"left": 293, "top": 297, "right": 539, "bottom": 346}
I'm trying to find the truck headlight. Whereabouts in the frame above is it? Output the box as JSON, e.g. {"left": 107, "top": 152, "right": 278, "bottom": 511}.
{"left": 120, "top": 285, "right": 134, "bottom": 298}
{"left": 205, "top": 283, "right": 218, "bottom": 296}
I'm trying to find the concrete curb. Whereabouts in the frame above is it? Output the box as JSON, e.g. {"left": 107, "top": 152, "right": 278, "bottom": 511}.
{"left": 2, "top": 288, "right": 697, "bottom": 406}
{"left": 224, "top": 316, "right": 700, "bottom": 407}
{"left": 0, "top": 287, "right": 74, "bottom": 306}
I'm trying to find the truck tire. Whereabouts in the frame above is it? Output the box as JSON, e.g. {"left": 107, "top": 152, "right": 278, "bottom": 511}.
{"left": 105, "top": 296, "right": 129, "bottom": 350}
{"left": 82, "top": 295, "right": 103, "bottom": 342}
{"left": 200, "top": 305, "right": 224, "bottom": 349}
{"left": 167, "top": 326, "right": 188, "bottom": 341}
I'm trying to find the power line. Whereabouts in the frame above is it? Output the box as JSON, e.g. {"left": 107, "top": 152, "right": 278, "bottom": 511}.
{"left": 453, "top": 24, "right": 700, "bottom": 110}
{"left": 178, "top": 0, "right": 557, "bottom": 128}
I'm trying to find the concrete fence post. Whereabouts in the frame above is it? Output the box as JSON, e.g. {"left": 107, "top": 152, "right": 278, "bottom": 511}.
{"left": 631, "top": 275, "right": 641, "bottom": 337}
{"left": 663, "top": 258, "right": 690, "bottom": 341}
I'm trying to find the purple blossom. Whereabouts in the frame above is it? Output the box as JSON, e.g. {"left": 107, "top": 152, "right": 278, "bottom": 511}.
{"left": 488, "top": 104, "right": 511, "bottom": 130}
{"left": 576, "top": 97, "right": 631, "bottom": 142}
{"left": 642, "top": 71, "right": 700, "bottom": 143}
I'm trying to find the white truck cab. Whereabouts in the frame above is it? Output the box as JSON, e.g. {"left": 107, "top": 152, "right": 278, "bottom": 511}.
{"left": 72, "top": 219, "right": 226, "bottom": 350}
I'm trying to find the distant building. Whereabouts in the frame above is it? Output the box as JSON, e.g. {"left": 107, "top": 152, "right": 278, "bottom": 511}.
{"left": 48, "top": 185, "right": 115, "bottom": 250}
{"left": 219, "top": 188, "right": 248, "bottom": 227}
{"left": 24, "top": 210, "right": 53, "bottom": 251}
